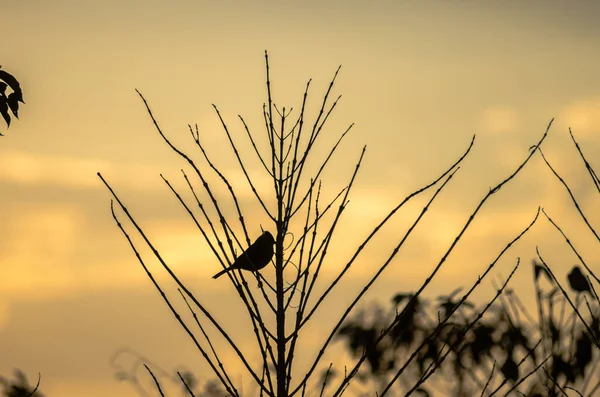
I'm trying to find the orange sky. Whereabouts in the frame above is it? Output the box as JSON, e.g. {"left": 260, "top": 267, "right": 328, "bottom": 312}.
{"left": 2, "top": 1, "right": 600, "bottom": 396}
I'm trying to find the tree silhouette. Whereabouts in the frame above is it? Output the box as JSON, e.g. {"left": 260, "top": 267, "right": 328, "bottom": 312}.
{"left": 99, "top": 52, "right": 555, "bottom": 396}
{"left": 0, "top": 66, "right": 25, "bottom": 136}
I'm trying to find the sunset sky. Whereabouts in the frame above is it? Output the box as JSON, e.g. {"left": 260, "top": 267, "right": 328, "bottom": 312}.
{"left": 2, "top": 1, "right": 600, "bottom": 396}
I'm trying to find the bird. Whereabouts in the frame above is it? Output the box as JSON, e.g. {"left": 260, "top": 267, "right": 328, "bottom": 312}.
{"left": 567, "top": 265, "right": 591, "bottom": 294}
{"left": 212, "top": 231, "right": 275, "bottom": 279}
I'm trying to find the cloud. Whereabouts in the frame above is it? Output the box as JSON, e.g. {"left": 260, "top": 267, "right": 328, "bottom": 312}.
{"left": 480, "top": 106, "right": 519, "bottom": 135}
{"left": 0, "top": 149, "right": 279, "bottom": 207}
{"left": 0, "top": 202, "right": 152, "bottom": 301}
{"left": 0, "top": 150, "right": 168, "bottom": 191}
{"left": 347, "top": 188, "right": 399, "bottom": 221}
{"left": 559, "top": 97, "right": 600, "bottom": 138}
{"left": 1, "top": 205, "right": 89, "bottom": 299}
{"left": 0, "top": 150, "right": 107, "bottom": 188}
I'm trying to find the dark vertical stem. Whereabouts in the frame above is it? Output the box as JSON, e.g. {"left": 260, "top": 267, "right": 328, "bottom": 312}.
{"left": 276, "top": 136, "right": 287, "bottom": 397}
{"left": 265, "top": 50, "right": 287, "bottom": 397}
{"left": 276, "top": 196, "right": 286, "bottom": 397}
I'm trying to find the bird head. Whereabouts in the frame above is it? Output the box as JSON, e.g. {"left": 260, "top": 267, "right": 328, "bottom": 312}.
{"left": 263, "top": 231, "right": 275, "bottom": 245}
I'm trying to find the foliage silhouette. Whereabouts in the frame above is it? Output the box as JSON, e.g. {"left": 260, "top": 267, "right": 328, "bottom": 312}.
{"left": 0, "top": 66, "right": 25, "bottom": 136}
{"left": 110, "top": 347, "right": 227, "bottom": 396}
{"left": 337, "top": 125, "right": 600, "bottom": 396}
{"left": 567, "top": 265, "right": 591, "bottom": 294}
{"left": 337, "top": 262, "right": 600, "bottom": 396}
{"left": 0, "top": 370, "right": 43, "bottom": 397}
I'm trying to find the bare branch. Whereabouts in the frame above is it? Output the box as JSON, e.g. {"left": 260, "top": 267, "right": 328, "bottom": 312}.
{"left": 538, "top": 147, "right": 600, "bottom": 244}
{"left": 98, "top": 174, "right": 272, "bottom": 396}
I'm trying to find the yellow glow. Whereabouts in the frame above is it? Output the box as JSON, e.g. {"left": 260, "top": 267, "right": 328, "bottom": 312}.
{"left": 2, "top": 1, "right": 600, "bottom": 395}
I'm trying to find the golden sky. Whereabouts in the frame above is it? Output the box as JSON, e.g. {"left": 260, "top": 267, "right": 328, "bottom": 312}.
{"left": 2, "top": 1, "right": 600, "bottom": 396}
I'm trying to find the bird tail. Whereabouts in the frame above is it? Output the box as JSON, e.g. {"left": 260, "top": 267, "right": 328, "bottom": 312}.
{"left": 212, "top": 267, "right": 231, "bottom": 279}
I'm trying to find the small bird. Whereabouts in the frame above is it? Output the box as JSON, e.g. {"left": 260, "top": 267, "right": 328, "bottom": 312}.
{"left": 212, "top": 231, "right": 275, "bottom": 279}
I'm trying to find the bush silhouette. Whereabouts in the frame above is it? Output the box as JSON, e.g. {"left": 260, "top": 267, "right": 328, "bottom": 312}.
{"left": 337, "top": 262, "right": 600, "bottom": 396}
{"left": 336, "top": 125, "right": 600, "bottom": 396}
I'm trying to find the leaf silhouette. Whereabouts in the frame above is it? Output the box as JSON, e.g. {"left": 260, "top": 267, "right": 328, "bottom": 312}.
{"left": 7, "top": 92, "right": 21, "bottom": 118}
{"left": 0, "top": 67, "right": 25, "bottom": 134}
{"left": 113, "top": 370, "right": 128, "bottom": 381}
{"left": 549, "top": 320, "right": 560, "bottom": 345}
{"left": 392, "top": 292, "right": 413, "bottom": 306}
{"left": 178, "top": 371, "right": 197, "bottom": 393}
{"left": 415, "top": 387, "right": 431, "bottom": 397}
{"left": 574, "top": 332, "right": 593, "bottom": 377}
{"left": 0, "top": 98, "right": 11, "bottom": 127}
{"left": 551, "top": 354, "right": 575, "bottom": 383}
{"left": 591, "top": 314, "right": 600, "bottom": 340}
{"left": 418, "top": 339, "right": 441, "bottom": 374}
{"left": 567, "top": 265, "right": 591, "bottom": 294}
{"left": 0, "top": 68, "right": 25, "bottom": 103}
{"left": 533, "top": 260, "right": 551, "bottom": 282}
{"left": 0, "top": 370, "right": 44, "bottom": 397}
{"left": 468, "top": 324, "right": 496, "bottom": 364}
{"left": 390, "top": 303, "right": 419, "bottom": 346}
{"left": 500, "top": 355, "right": 519, "bottom": 383}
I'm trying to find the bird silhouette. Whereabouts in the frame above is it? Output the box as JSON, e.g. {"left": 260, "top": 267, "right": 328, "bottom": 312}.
{"left": 567, "top": 265, "right": 591, "bottom": 294}
{"left": 212, "top": 231, "right": 275, "bottom": 279}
